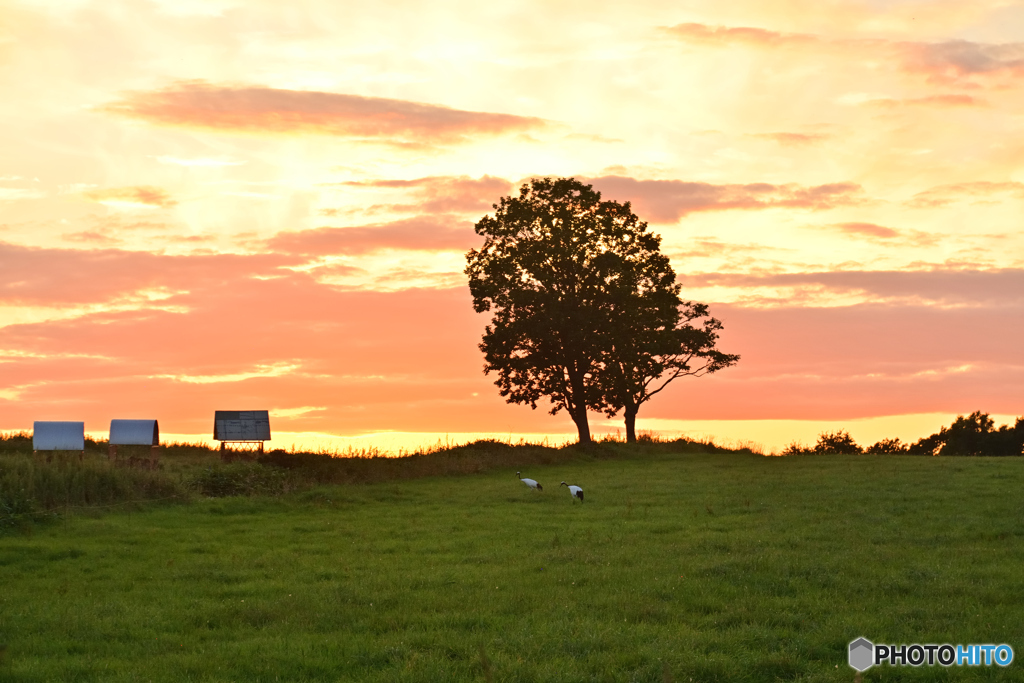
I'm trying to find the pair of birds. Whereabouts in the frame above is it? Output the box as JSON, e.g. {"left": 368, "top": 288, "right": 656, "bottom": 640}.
{"left": 517, "top": 471, "right": 584, "bottom": 502}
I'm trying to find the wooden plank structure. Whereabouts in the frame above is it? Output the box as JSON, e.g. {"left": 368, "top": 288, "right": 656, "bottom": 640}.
{"left": 33, "top": 421, "right": 85, "bottom": 461}
{"left": 214, "top": 410, "right": 271, "bottom": 461}
{"left": 108, "top": 419, "right": 160, "bottom": 469}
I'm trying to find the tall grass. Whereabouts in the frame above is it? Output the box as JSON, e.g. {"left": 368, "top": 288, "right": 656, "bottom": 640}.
{"left": 0, "top": 432, "right": 756, "bottom": 534}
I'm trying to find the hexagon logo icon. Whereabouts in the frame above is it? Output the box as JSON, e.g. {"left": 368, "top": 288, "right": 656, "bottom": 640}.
{"left": 849, "top": 637, "right": 874, "bottom": 671}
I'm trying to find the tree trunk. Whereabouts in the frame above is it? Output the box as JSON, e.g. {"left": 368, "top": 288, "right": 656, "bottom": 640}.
{"left": 571, "top": 409, "right": 592, "bottom": 445}
{"left": 567, "top": 368, "right": 592, "bottom": 445}
{"left": 624, "top": 409, "right": 637, "bottom": 443}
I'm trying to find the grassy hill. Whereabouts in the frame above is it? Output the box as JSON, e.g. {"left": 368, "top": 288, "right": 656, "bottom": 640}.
{"left": 1, "top": 443, "right": 1023, "bottom": 681}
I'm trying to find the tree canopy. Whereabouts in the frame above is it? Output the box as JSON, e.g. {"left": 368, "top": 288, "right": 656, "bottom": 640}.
{"left": 465, "top": 177, "right": 737, "bottom": 443}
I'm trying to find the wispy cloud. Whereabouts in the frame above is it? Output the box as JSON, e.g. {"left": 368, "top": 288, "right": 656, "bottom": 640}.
{"left": 334, "top": 175, "right": 513, "bottom": 215}
{"left": 901, "top": 39, "right": 1024, "bottom": 85}
{"left": 906, "top": 181, "right": 1024, "bottom": 208}
{"left": 154, "top": 156, "right": 245, "bottom": 167}
{"left": 867, "top": 94, "right": 985, "bottom": 108}
{"left": 586, "top": 176, "right": 864, "bottom": 222}
{"left": 82, "top": 186, "right": 178, "bottom": 209}
{"left": 749, "top": 132, "right": 829, "bottom": 146}
{"left": 662, "top": 23, "right": 817, "bottom": 48}
{"left": 0, "top": 187, "right": 46, "bottom": 201}
{"left": 149, "top": 361, "right": 300, "bottom": 384}
{"left": 664, "top": 23, "right": 1024, "bottom": 88}
{"left": 102, "top": 81, "right": 546, "bottom": 144}
{"left": 683, "top": 268, "right": 1024, "bottom": 307}
{"left": 61, "top": 230, "right": 125, "bottom": 245}
{"left": 267, "top": 216, "right": 474, "bottom": 256}
{"left": 831, "top": 222, "right": 899, "bottom": 238}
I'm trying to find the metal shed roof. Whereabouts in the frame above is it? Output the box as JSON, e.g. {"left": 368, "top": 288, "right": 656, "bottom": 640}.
{"left": 213, "top": 410, "right": 271, "bottom": 441}
{"left": 33, "top": 421, "right": 85, "bottom": 451}
{"left": 109, "top": 419, "right": 159, "bottom": 446}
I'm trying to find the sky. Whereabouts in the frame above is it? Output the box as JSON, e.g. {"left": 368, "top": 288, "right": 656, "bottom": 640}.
{"left": 1, "top": 0, "right": 1022, "bottom": 453}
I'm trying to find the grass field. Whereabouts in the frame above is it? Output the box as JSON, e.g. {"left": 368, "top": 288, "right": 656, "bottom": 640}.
{"left": 2, "top": 447, "right": 1023, "bottom": 682}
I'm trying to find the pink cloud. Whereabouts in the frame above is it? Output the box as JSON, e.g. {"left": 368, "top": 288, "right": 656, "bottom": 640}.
{"left": 900, "top": 39, "right": 1024, "bottom": 84}
{"left": 749, "top": 132, "right": 829, "bottom": 146}
{"left": 665, "top": 23, "right": 1024, "bottom": 88}
{"left": 101, "top": 81, "right": 545, "bottom": 144}
{"left": 585, "top": 175, "right": 864, "bottom": 222}
{"left": 61, "top": 230, "right": 125, "bottom": 245}
{"left": 906, "top": 181, "right": 1024, "bottom": 208}
{"left": 82, "top": 186, "right": 177, "bottom": 208}
{"left": 0, "top": 242, "right": 293, "bottom": 305}
{"left": 335, "top": 175, "right": 514, "bottom": 215}
{"left": 646, "top": 301, "right": 1024, "bottom": 420}
{"left": 682, "top": 268, "right": 1024, "bottom": 306}
{"left": 831, "top": 222, "right": 900, "bottom": 239}
{"left": 266, "top": 216, "right": 475, "bottom": 256}
{"left": 662, "top": 23, "right": 817, "bottom": 48}
{"left": 868, "top": 94, "right": 984, "bottom": 107}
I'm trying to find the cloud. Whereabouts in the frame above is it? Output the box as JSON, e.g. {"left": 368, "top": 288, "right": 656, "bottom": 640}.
{"left": 337, "top": 175, "right": 513, "bottom": 215}
{"left": 82, "top": 186, "right": 178, "bottom": 209}
{"left": 867, "top": 94, "right": 985, "bottom": 107}
{"left": 154, "top": 156, "right": 245, "bottom": 167}
{"left": 664, "top": 23, "right": 1024, "bottom": 87}
{"left": 0, "top": 242, "right": 292, "bottom": 306}
{"left": 102, "top": 81, "right": 545, "bottom": 144}
{"left": 586, "top": 176, "right": 864, "bottom": 223}
{"left": 267, "top": 216, "right": 475, "bottom": 256}
{"left": 906, "top": 181, "right": 1024, "bottom": 208}
{"left": 662, "top": 23, "right": 817, "bottom": 48}
{"left": 0, "top": 187, "right": 46, "bottom": 201}
{"left": 637, "top": 299, "right": 1024, "bottom": 421}
{"left": 682, "top": 268, "right": 1024, "bottom": 307}
{"left": 831, "top": 222, "right": 899, "bottom": 238}
{"left": 61, "top": 230, "right": 125, "bottom": 245}
{"left": 749, "top": 132, "right": 829, "bottom": 146}
{"left": 901, "top": 39, "right": 1024, "bottom": 84}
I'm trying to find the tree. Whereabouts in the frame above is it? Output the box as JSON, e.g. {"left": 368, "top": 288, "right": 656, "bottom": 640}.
{"left": 812, "top": 430, "right": 862, "bottom": 454}
{"left": 594, "top": 299, "right": 738, "bottom": 442}
{"left": 865, "top": 437, "right": 907, "bottom": 454}
{"left": 906, "top": 412, "right": 1024, "bottom": 456}
{"left": 465, "top": 176, "right": 737, "bottom": 444}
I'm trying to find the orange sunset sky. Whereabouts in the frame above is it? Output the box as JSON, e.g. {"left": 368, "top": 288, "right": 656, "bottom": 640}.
{"left": 1, "top": 0, "right": 1022, "bottom": 452}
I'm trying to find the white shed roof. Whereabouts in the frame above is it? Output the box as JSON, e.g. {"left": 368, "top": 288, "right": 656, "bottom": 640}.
{"left": 109, "top": 419, "right": 159, "bottom": 446}
{"left": 33, "top": 421, "right": 85, "bottom": 451}
{"left": 213, "top": 410, "right": 271, "bottom": 441}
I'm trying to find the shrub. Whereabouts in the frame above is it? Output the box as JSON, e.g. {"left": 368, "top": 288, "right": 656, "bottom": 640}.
{"left": 813, "top": 430, "right": 862, "bottom": 455}
{"left": 188, "top": 463, "right": 295, "bottom": 497}
{"left": 0, "top": 488, "right": 42, "bottom": 533}
{"left": 779, "top": 442, "right": 811, "bottom": 456}
{"left": 865, "top": 437, "right": 907, "bottom": 454}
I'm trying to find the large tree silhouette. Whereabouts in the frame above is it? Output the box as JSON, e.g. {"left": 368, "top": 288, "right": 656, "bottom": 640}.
{"left": 465, "top": 177, "right": 736, "bottom": 444}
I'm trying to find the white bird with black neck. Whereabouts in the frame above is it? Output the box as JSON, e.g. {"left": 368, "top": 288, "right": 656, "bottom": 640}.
{"left": 517, "top": 472, "right": 542, "bottom": 491}
{"left": 560, "top": 481, "right": 584, "bottom": 503}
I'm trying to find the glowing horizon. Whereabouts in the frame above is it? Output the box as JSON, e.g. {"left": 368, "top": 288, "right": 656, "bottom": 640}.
{"left": 2, "top": 0, "right": 1022, "bottom": 449}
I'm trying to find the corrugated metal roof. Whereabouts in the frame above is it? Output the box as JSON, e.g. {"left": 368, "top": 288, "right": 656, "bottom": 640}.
{"left": 33, "top": 421, "right": 85, "bottom": 450}
{"left": 213, "top": 410, "right": 271, "bottom": 441}
{"left": 109, "top": 419, "right": 159, "bottom": 446}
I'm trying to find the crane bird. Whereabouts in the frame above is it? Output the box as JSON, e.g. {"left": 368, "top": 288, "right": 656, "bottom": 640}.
{"left": 517, "top": 472, "right": 542, "bottom": 491}
{"left": 560, "top": 481, "right": 584, "bottom": 503}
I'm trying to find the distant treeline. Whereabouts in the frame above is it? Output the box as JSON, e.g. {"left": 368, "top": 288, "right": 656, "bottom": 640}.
{"left": 784, "top": 412, "right": 1024, "bottom": 456}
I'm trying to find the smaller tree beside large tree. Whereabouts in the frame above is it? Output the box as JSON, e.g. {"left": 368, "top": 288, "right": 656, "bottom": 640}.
{"left": 594, "top": 297, "right": 739, "bottom": 442}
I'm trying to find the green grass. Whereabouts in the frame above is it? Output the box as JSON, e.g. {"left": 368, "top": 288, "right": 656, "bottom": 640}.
{"left": 1, "top": 449, "right": 1023, "bottom": 682}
